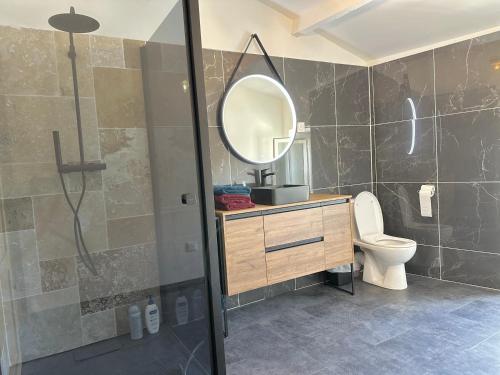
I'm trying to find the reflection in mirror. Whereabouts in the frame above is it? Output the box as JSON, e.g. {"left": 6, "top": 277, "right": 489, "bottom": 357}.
{"left": 222, "top": 74, "right": 297, "bottom": 164}
{"left": 274, "top": 136, "right": 311, "bottom": 186}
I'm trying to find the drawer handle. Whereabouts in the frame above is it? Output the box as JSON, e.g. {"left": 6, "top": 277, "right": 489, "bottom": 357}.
{"left": 265, "top": 236, "right": 324, "bottom": 253}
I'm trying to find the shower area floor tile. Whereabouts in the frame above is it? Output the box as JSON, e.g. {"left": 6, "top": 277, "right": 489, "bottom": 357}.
{"left": 20, "top": 320, "right": 210, "bottom": 375}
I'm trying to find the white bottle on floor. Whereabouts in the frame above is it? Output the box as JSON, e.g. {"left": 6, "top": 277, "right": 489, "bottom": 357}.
{"left": 145, "top": 295, "right": 160, "bottom": 334}
{"left": 128, "top": 305, "right": 143, "bottom": 340}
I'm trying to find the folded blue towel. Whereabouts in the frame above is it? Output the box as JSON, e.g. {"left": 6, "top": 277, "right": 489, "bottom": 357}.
{"left": 214, "top": 184, "right": 251, "bottom": 196}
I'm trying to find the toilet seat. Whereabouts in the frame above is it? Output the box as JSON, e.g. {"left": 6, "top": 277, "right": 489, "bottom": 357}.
{"left": 360, "top": 234, "right": 415, "bottom": 249}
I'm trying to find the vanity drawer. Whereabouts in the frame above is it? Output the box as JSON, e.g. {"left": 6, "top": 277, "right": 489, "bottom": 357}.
{"left": 323, "top": 203, "right": 354, "bottom": 268}
{"left": 223, "top": 216, "right": 267, "bottom": 295}
{"left": 263, "top": 207, "right": 323, "bottom": 248}
{"left": 266, "top": 242, "right": 325, "bottom": 285}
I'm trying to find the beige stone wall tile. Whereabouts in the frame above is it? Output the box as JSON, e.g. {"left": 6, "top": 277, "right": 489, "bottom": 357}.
{"left": 0, "top": 96, "right": 100, "bottom": 164}
{"left": 2, "top": 197, "right": 34, "bottom": 232}
{"left": 0, "top": 163, "right": 102, "bottom": 199}
{"left": 54, "top": 31, "right": 94, "bottom": 97}
{"left": 107, "top": 215, "right": 155, "bottom": 249}
{"left": 143, "top": 243, "right": 160, "bottom": 289}
{"left": 0, "top": 230, "right": 41, "bottom": 301}
{"left": 90, "top": 36, "right": 124, "bottom": 68}
{"left": 77, "top": 245, "right": 148, "bottom": 301}
{"left": 0, "top": 26, "right": 58, "bottom": 95}
{"left": 81, "top": 309, "right": 116, "bottom": 345}
{"left": 0, "top": 200, "right": 5, "bottom": 233}
{"left": 3, "top": 287, "right": 82, "bottom": 362}
{"left": 40, "top": 257, "right": 77, "bottom": 292}
{"left": 34, "top": 192, "right": 107, "bottom": 260}
{"left": 93, "top": 67, "right": 146, "bottom": 128}
{"left": 99, "top": 128, "right": 153, "bottom": 219}
{"left": 123, "top": 39, "right": 145, "bottom": 69}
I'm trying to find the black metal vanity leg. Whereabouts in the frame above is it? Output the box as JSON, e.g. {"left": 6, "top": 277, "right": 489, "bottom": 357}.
{"left": 222, "top": 295, "right": 228, "bottom": 338}
{"left": 350, "top": 262, "right": 355, "bottom": 296}
{"left": 324, "top": 265, "right": 355, "bottom": 296}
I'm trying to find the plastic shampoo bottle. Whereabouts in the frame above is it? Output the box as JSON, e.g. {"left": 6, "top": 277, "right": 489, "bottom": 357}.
{"left": 145, "top": 295, "right": 160, "bottom": 334}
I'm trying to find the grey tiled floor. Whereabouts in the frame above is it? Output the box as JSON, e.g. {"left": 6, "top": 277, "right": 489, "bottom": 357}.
{"left": 225, "top": 275, "right": 500, "bottom": 375}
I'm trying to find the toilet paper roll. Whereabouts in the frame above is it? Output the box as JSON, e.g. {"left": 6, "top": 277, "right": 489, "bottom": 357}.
{"left": 419, "top": 185, "right": 435, "bottom": 217}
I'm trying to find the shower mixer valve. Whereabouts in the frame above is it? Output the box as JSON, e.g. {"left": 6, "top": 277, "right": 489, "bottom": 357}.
{"left": 52, "top": 131, "right": 107, "bottom": 173}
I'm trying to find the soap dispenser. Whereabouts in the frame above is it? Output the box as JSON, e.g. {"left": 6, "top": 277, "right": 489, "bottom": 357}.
{"left": 145, "top": 295, "right": 160, "bottom": 334}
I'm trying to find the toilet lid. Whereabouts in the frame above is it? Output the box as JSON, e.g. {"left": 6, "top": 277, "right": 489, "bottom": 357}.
{"left": 354, "top": 191, "right": 384, "bottom": 240}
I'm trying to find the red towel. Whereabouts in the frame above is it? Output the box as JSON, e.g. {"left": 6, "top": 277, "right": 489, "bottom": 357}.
{"left": 214, "top": 194, "right": 252, "bottom": 205}
{"left": 215, "top": 201, "right": 255, "bottom": 211}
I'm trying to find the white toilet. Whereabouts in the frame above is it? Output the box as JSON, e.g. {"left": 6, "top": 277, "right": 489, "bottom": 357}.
{"left": 353, "top": 191, "right": 416, "bottom": 290}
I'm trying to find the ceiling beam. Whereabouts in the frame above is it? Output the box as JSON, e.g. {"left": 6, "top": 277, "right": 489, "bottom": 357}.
{"left": 292, "top": 0, "right": 375, "bottom": 36}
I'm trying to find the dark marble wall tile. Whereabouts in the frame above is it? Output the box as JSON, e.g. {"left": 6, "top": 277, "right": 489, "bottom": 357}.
{"left": 371, "top": 31, "right": 500, "bottom": 289}
{"left": 373, "top": 50, "right": 434, "bottom": 124}
{"left": 337, "top": 126, "right": 371, "bottom": 186}
{"left": 230, "top": 155, "right": 271, "bottom": 186}
{"left": 375, "top": 118, "right": 437, "bottom": 182}
{"left": 369, "top": 66, "right": 375, "bottom": 124}
{"left": 284, "top": 58, "right": 336, "bottom": 125}
{"left": 208, "top": 127, "right": 231, "bottom": 185}
{"left": 222, "top": 51, "right": 284, "bottom": 87}
{"left": 226, "top": 295, "right": 239, "bottom": 310}
{"left": 202, "top": 49, "right": 224, "bottom": 127}
{"left": 437, "top": 109, "right": 500, "bottom": 182}
{"left": 311, "top": 127, "right": 338, "bottom": 190}
{"left": 202, "top": 50, "right": 342, "bottom": 191}
{"left": 338, "top": 183, "right": 372, "bottom": 197}
{"left": 439, "top": 182, "right": 500, "bottom": 253}
{"left": 312, "top": 187, "right": 339, "bottom": 195}
{"left": 406, "top": 244, "right": 440, "bottom": 278}
{"left": 376, "top": 183, "right": 439, "bottom": 246}
{"left": 335, "top": 64, "right": 370, "bottom": 125}
{"left": 435, "top": 32, "right": 500, "bottom": 115}
{"left": 442, "top": 247, "right": 500, "bottom": 289}
{"left": 295, "top": 272, "right": 325, "bottom": 289}
{"left": 265, "top": 280, "right": 295, "bottom": 298}
{"left": 239, "top": 287, "right": 265, "bottom": 306}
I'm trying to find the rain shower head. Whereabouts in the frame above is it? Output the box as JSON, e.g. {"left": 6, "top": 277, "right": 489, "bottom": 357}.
{"left": 48, "top": 6, "right": 99, "bottom": 33}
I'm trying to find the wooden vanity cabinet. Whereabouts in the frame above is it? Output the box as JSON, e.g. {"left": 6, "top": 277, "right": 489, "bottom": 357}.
{"left": 263, "top": 207, "right": 324, "bottom": 248}
{"left": 266, "top": 242, "right": 325, "bottom": 284}
{"left": 222, "top": 216, "right": 267, "bottom": 295}
{"left": 323, "top": 203, "right": 354, "bottom": 269}
{"left": 216, "top": 194, "right": 353, "bottom": 296}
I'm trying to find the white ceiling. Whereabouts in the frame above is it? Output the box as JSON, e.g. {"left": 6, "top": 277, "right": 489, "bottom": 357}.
{"left": 261, "top": 0, "right": 500, "bottom": 64}
{"left": 2, "top": 0, "right": 499, "bottom": 64}
{"left": 0, "top": 0, "right": 177, "bottom": 41}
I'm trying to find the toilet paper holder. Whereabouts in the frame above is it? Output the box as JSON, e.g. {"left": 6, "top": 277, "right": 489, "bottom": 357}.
{"left": 418, "top": 185, "right": 435, "bottom": 196}
{"left": 418, "top": 185, "right": 435, "bottom": 217}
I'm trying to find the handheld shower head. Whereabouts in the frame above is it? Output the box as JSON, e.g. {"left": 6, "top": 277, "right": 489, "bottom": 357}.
{"left": 48, "top": 6, "right": 99, "bottom": 34}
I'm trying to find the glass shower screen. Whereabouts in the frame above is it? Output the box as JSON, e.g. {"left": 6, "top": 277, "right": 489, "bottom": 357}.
{"left": 0, "top": 1, "right": 223, "bottom": 374}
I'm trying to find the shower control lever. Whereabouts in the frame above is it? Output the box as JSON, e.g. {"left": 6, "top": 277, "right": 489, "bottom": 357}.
{"left": 52, "top": 131, "right": 107, "bottom": 173}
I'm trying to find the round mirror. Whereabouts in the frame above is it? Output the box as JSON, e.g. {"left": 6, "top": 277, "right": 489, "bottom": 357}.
{"left": 222, "top": 74, "right": 297, "bottom": 164}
